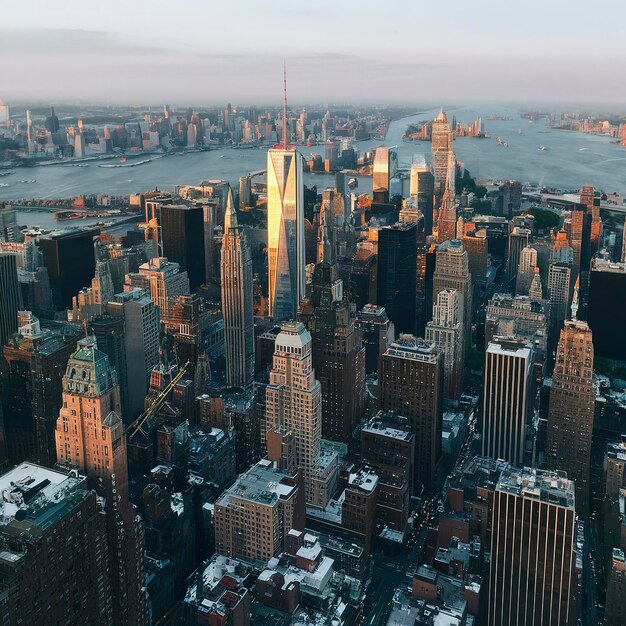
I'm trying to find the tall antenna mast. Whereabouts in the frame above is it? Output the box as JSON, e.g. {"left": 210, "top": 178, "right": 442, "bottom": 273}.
{"left": 283, "top": 60, "right": 288, "bottom": 149}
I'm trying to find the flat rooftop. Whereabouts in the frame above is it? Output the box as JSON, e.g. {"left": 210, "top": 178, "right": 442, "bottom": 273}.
{"left": 497, "top": 466, "right": 575, "bottom": 510}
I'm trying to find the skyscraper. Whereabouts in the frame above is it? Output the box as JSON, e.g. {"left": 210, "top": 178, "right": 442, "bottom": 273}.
{"left": 37, "top": 228, "right": 98, "bottom": 311}
{"left": 160, "top": 204, "right": 205, "bottom": 290}
{"left": 433, "top": 239, "right": 473, "bottom": 343}
{"left": 488, "top": 466, "right": 578, "bottom": 626}
{"left": 377, "top": 222, "right": 417, "bottom": 335}
{"left": 506, "top": 226, "right": 531, "bottom": 286}
{"left": 431, "top": 110, "right": 453, "bottom": 197}
{"left": 298, "top": 263, "right": 365, "bottom": 442}
{"left": 436, "top": 166, "right": 457, "bottom": 243}
{"left": 547, "top": 262, "right": 571, "bottom": 348}
{"left": 0, "top": 463, "right": 113, "bottom": 624}
{"left": 221, "top": 187, "right": 254, "bottom": 388}
{"left": 267, "top": 147, "right": 305, "bottom": 322}
{"left": 357, "top": 304, "right": 395, "bottom": 375}
{"left": 546, "top": 319, "right": 595, "bottom": 517}
{"left": 515, "top": 245, "right": 538, "bottom": 295}
{"left": 0, "top": 252, "right": 20, "bottom": 346}
{"left": 587, "top": 258, "right": 626, "bottom": 361}
{"left": 425, "top": 289, "right": 464, "bottom": 402}
{"left": 372, "top": 146, "right": 397, "bottom": 204}
{"left": 482, "top": 338, "right": 533, "bottom": 466}
{"left": 55, "top": 337, "right": 146, "bottom": 624}
{"left": 265, "top": 322, "right": 324, "bottom": 504}
{"left": 409, "top": 160, "right": 435, "bottom": 235}
{"left": 379, "top": 335, "right": 443, "bottom": 494}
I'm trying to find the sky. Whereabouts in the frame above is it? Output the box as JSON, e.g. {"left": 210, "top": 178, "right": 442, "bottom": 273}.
{"left": 1, "top": 0, "right": 625, "bottom": 105}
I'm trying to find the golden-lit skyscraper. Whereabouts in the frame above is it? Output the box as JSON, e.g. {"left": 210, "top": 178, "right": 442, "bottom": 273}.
{"left": 55, "top": 337, "right": 146, "bottom": 624}
{"left": 221, "top": 187, "right": 254, "bottom": 388}
{"left": 431, "top": 110, "right": 454, "bottom": 197}
{"left": 267, "top": 147, "right": 305, "bottom": 322}
{"left": 546, "top": 319, "right": 595, "bottom": 517}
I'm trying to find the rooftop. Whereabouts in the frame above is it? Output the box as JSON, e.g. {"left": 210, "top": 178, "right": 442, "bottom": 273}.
{"left": 386, "top": 335, "right": 439, "bottom": 363}
{"left": 497, "top": 466, "right": 575, "bottom": 510}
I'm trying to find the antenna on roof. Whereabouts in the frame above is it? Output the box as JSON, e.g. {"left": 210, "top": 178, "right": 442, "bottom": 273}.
{"left": 283, "top": 60, "right": 288, "bottom": 149}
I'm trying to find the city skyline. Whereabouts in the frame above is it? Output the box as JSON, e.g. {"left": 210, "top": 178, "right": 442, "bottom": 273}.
{"left": 2, "top": 0, "right": 626, "bottom": 104}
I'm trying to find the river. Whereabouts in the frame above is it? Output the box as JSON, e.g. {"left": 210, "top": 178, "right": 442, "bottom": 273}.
{"left": 2, "top": 105, "right": 625, "bottom": 205}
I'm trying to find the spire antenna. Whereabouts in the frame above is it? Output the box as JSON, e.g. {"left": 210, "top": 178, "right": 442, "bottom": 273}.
{"left": 283, "top": 60, "right": 288, "bottom": 148}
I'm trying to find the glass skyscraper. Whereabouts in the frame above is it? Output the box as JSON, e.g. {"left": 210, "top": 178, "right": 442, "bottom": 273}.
{"left": 267, "top": 147, "right": 305, "bottom": 322}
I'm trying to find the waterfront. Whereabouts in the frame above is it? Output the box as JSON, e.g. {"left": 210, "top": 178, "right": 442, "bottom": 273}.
{"left": 2, "top": 106, "right": 625, "bottom": 204}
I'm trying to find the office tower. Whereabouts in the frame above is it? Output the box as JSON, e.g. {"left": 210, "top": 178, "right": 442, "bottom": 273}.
{"left": 0, "top": 253, "right": 20, "bottom": 345}
{"left": 377, "top": 222, "right": 417, "bottom": 334}
{"left": 546, "top": 320, "right": 595, "bottom": 517}
{"left": 515, "top": 245, "right": 538, "bottom": 295}
{"left": 482, "top": 338, "right": 533, "bottom": 466}
{"left": 425, "top": 289, "right": 464, "bottom": 402}
{"left": 0, "top": 205, "right": 18, "bottom": 242}
{"left": 349, "top": 246, "right": 377, "bottom": 311}
{"left": 221, "top": 188, "right": 254, "bottom": 388}
{"left": 462, "top": 229, "right": 487, "bottom": 271}
{"left": 606, "top": 549, "right": 626, "bottom": 626}
{"left": 379, "top": 335, "right": 443, "bottom": 494}
{"left": 265, "top": 322, "right": 323, "bottom": 503}
{"left": 298, "top": 264, "right": 365, "bottom": 442}
{"left": 528, "top": 267, "right": 543, "bottom": 300}
{"left": 37, "top": 228, "right": 98, "bottom": 311}
{"left": 316, "top": 193, "right": 334, "bottom": 264}
{"left": 433, "top": 239, "right": 473, "bottom": 342}
{"left": 267, "top": 147, "right": 305, "bottom": 322}
{"left": 160, "top": 204, "right": 205, "bottom": 289}
{"left": 436, "top": 168, "right": 457, "bottom": 243}
{"left": 551, "top": 229, "right": 574, "bottom": 266}
{"left": 0, "top": 100, "right": 9, "bottom": 125}
{"left": 604, "top": 440, "right": 626, "bottom": 499}
{"left": 431, "top": 110, "right": 453, "bottom": 197}
{"left": 372, "top": 146, "right": 397, "bottom": 204}
{"left": 125, "top": 257, "right": 189, "bottom": 319}
{"left": 108, "top": 289, "right": 160, "bottom": 419}
{"left": 0, "top": 463, "right": 113, "bottom": 624}
{"left": 88, "top": 314, "right": 130, "bottom": 419}
{"left": 361, "top": 411, "right": 414, "bottom": 532}
{"left": 547, "top": 263, "right": 571, "bottom": 346}
{"left": 568, "top": 208, "right": 591, "bottom": 278}
{"left": 416, "top": 242, "right": 437, "bottom": 337}
{"left": 506, "top": 227, "right": 531, "bottom": 286}
{"left": 622, "top": 219, "right": 626, "bottom": 262}
{"left": 488, "top": 466, "right": 577, "bottom": 626}
{"left": 485, "top": 293, "right": 549, "bottom": 367}
{"left": 587, "top": 258, "right": 626, "bottom": 361}
{"left": 214, "top": 456, "right": 305, "bottom": 564}
{"left": 2, "top": 312, "right": 81, "bottom": 466}
{"left": 55, "top": 337, "right": 146, "bottom": 624}
{"left": 357, "top": 304, "right": 395, "bottom": 375}
{"left": 202, "top": 200, "right": 218, "bottom": 284}
{"left": 409, "top": 160, "right": 435, "bottom": 235}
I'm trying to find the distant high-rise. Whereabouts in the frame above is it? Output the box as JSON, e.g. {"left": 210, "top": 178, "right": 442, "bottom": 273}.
{"left": 357, "top": 304, "right": 395, "bottom": 375}
{"left": 433, "top": 239, "right": 472, "bottom": 343}
{"left": 547, "top": 263, "right": 571, "bottom": 347}
{"left": 160, "top": 204, "right": 205, "bottom": 289}
{"left": 108, "top": 289, "right": 160, "bottom": 420}
{"left": 488, "top": 466, "right": 578, "bottom": 626}
{"left": 377, "top": 222, "right": 417, "bottom": 335}
{"left": 124, "top": 256, "right": 189, "bottom": 318}
{"left": 431, "top": 111, "right": 453, "bottom": 197}
{"left": 37, "top": 228, "right": 98, "bottom": 311}
{"left": 482, "top": 338, "right": 533, "bottom": 466}
{"left": 267, "top": 147, "right": 305, "bottom": 322}
{"left": 425, "top": 289, "right": 464, "bottom": 402}
{"left": 372, "top": 146, "right": 397, "bottom": 204}
{"left": 507, "top": 227, "right": 531, "bottom": 286}
{"left": 546, "top": 320, "right": 595, "bottom": 517}
{"left": 587, "top": 258, "right": 626, "bottom": 361}
{"left": 0, "top": 253, "right": 21, "bottom": 345}
{"left": 55, "top": 337, "right": 146, "bottom": 624}
{"left": 409, "top": 160, "right": 435, "bottom": 235}
{"left": 436, "top": 165, "right": 457, "bottom": 243}
{"left": 298, "top": 263, "right": 365, "bottom": 442}
{"left": 221, "top": 187, "right": 254, "bottom": 388}
{"left": 379, "top": 335, "right": 443, "bottom": 494}
{"left": 515, "top": 245, "right": 538, "bottom": 295}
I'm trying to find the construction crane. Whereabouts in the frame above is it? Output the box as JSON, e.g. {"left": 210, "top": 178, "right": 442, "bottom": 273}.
{"left": 126, "top": 361, "right": 190, "bottom": 442}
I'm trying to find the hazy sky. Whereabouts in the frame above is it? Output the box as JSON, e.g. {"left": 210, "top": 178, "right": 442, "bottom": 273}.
{"left": 2, "top": 0, "right": 625, "bottom": 105}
